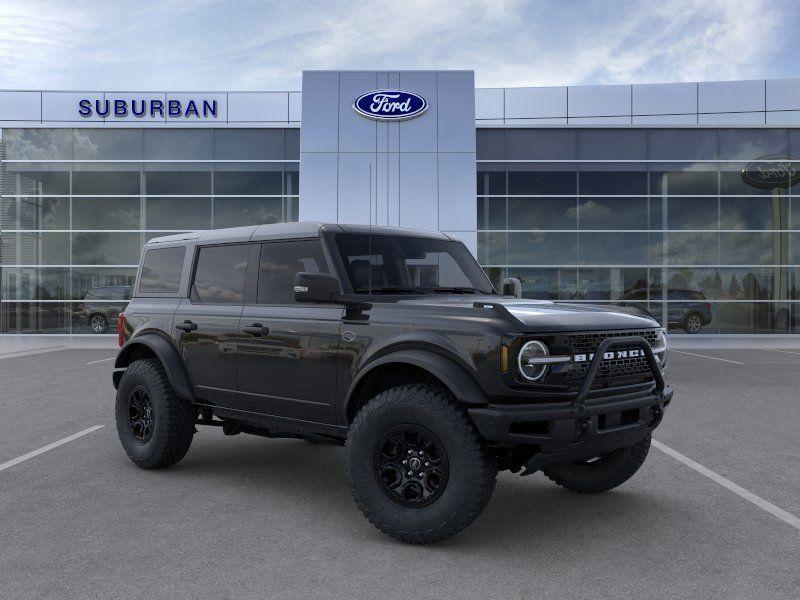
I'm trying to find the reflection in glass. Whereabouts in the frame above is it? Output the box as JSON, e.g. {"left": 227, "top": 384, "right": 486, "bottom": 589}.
{"left": 1, "top": 267, "right": 69, "bottom": 300}
{"left": 145, "top": 171, "right": 211, "bottom": 195}
{"left": 508, "top": 268, "right": 577, "bottom": 300}
{"left": 720, "top": 232, "right": 777, "bottom": 265}
{"left": 214, "top": 170, "right": 282, "bottom": 195}
{"left": 71, "top": 232, "right": 142, "bottom": 265}
{"left": 1, "top": 232, "right": 70, "bottom": 265}
{"left": 667, "top": 232, "right": 718, "bottom": 265}
{"left": 508, "top": 171, "right": 575, "bottom": 195}
{"left": 577, "top": 197, "right": 646, "bottom": 230}
{"left": 213, "top": 198, "right": 283, "bottom": 228}
{"left": 578, "top": 233, "right": 650, "bottom": 265}
{"left": 508, "top": 197, "right": 576, "bottom": 230}
{"left": 71, "top": 268, "right": 137, "bottom": 300}
{"left": 505, "top": 232, "right": 576, "bottom": 265}
{"left": 18, "top": 196, "right": 70, "bottom": 230}
{"left": 72, "top": 197, "right": 141, "bottom": 230}
{"left": 146, "top": 197, "right": 211, "bottom": 230}
{"left": 73, "top": 171, "right": 140, "bottom": 195}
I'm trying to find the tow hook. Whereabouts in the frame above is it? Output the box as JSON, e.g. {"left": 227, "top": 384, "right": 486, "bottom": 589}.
{"left": 650, "top": 406, "right": 663, "bottom": 427}
{"left": 574, "top": 417, "right": 589, "bottom": 442}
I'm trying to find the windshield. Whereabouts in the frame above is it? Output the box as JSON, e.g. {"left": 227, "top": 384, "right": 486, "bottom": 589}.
{"left": 335, "top": 233, "right": 495, "bottom": 295}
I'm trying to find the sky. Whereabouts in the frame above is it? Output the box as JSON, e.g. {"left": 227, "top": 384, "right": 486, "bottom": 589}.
{"left": 0, "top": 0, "right": 798, "bottom": 91}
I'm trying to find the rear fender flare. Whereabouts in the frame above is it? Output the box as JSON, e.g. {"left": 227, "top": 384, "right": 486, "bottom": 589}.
{"left": 113, "top": 334, "right": 194, "bottom": 401}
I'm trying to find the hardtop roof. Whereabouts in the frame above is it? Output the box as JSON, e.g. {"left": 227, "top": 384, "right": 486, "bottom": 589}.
{"left": 144, "top": 222, "right": 452, "bottom": 246}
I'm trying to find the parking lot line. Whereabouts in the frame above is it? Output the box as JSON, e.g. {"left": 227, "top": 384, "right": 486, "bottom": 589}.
{"left": 652, "top": 439, "right": 800, "bottom": 531}
{"left": 668, "top": 350, "right": 745, "bottom": 365}
{"left": 85, "top": 357, "right": 116, "bottom": 365}
{"left": 0, "top": 425, "right": 105, "bottom": 473}
{"left": 0, "top": 346, "right": 67, "bottom": 360}
{"left": 764, "top": 348, "right": 800, "bottom": 356}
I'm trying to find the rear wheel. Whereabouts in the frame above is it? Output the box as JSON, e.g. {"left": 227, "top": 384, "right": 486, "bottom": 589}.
{"left": 345, "top": 384, "right": 497, "bottom": 544}
{"left": 115, "top": 358, "right": 195, "bottom": 469}
{"left": 89, "top": 313, "right": 109, "bottom": 334}
{"left": 683, "top": 313, "right": 703, "bottom": 334}
{"left": 542, "top": 435, "right": 651, "bottom": 494}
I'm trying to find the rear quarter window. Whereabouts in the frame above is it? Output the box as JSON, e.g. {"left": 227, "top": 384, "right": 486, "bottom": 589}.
{"left": 138, "top": 246, "right": 186, "bottom": 294}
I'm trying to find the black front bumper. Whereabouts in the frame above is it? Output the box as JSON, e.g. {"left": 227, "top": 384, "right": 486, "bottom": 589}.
{"left": 469, "top": 335, "right": 672, "bottom": 473}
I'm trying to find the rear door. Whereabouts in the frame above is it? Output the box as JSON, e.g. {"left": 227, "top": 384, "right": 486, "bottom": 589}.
{"left": 174, "top": 242, "right": 257, "bottom": 409}
{"left": 237, "top": 239, "right": 343, "bottom": 424}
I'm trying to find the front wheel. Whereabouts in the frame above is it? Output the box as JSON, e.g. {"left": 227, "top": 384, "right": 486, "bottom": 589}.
{"left": 345, "top": 384, "right": 497, "bottom": 544}
{"left": 542, "top": 435, "right": 651, "bottom": 494}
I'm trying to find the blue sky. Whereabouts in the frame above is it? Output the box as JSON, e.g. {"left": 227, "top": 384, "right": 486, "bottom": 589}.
{"left": 0, "top": 0, "right": 798, "bottom": 90}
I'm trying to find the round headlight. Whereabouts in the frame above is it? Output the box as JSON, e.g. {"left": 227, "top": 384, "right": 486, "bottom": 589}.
{"left": 517, "top": 340, "right": 550, "bottom": 382}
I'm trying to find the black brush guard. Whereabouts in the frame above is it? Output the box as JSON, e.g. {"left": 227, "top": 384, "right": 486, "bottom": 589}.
{"left": 468, "top": 336, "right": 671, "bottom": 474}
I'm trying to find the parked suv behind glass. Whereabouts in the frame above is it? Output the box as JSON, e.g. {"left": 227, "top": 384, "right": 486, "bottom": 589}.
{"left": 74, "top": 286, "right": 131, "bottom": 333}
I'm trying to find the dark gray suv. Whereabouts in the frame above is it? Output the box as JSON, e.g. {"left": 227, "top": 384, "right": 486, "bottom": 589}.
{"left": 113, "top": 222, "right": 671, "bottom": 544}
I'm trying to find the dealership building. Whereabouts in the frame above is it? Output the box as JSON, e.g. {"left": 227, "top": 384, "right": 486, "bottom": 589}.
{"left": 1, "top": 70, "right": 800, "bottom": 335}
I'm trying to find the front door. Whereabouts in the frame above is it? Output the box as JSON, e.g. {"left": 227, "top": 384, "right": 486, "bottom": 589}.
{"left": 175, "top": 242, "right": 255, "bottom": 409}
{"left": 237, "top": 239, "right": 343, "bottom": 425}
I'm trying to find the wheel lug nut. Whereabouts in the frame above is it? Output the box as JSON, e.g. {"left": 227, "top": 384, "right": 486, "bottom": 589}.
{"left": 402, "top": 460, "right": 407, "bottom": 465}
{"left": 407, "top": 471, "right": 413, "bottom": 476}
{"left": 425, "top": 462, "right": 430, "bottom": 466}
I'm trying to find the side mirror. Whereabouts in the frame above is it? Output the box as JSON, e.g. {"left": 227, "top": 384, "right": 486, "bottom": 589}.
{"left": 294, "top": 272, "right": 342, "bottom": 303}
{"left": 502, "top": 277, "right": 522, "bottom": 298}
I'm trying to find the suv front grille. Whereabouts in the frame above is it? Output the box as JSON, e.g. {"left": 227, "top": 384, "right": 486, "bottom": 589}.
{"left": 562, "top": 329, "right": 659, "bottom": 389}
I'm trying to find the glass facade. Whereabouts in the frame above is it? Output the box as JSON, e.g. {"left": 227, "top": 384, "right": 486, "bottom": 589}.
{"left": 477, "top": 128, "right": 800, "bottom": 334}
{"left": 0, "top": 128, "right": 299, "bottom": 333}
{"left": 2, "top": 124, "right": 799, "bottom": 335}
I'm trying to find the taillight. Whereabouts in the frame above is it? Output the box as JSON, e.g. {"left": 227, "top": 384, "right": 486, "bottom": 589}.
{"left": 118, "top": 313, "right": 127, "bottom": 347}
{"left": 705, "top": 303, "right": 712, "bottom": 311}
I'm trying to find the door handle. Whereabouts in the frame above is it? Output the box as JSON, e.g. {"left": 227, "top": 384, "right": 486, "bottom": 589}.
{"left": 243, "top": 323, "right": 269, "bottom": 336}
{"left": 176, "top": 320, "right": 198, "bottom": 332}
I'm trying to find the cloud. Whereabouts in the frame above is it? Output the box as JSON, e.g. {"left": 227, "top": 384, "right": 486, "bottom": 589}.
{"left": 0, "top": 0, "right": 794, "bottom": 91}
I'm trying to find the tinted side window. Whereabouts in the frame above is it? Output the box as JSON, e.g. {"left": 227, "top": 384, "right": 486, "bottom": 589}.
{"left": 258, "top": 240, "right": 328, "bottom": 304}
{"left": 192, "top": 244, "right": 250, "bottom": 304}
{"left": 139, "top": 247, "right": 186, "bottom": 294}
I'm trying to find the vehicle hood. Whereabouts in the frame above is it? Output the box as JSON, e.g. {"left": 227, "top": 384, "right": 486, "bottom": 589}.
{"left": 395, "top": 295, "right": 660, "bottom": 332}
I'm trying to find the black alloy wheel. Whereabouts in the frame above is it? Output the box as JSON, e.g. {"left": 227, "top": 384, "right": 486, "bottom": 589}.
{"left": 375, "top": 425, "right": 449, "bottom": 507}
{"left": 128, "top": 386, "right": 155, "bottom": 443}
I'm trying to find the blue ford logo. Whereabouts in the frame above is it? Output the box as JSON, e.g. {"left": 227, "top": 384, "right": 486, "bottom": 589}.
{"left": 353, "top": 90, "right": 428, "bottom": 121}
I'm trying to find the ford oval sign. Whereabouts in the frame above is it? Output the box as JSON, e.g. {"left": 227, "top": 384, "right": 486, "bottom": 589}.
{"left": 353, "top": 90, "right": 428, "bottom": 121}
{"left": 741, "top": 155, "right": 800, "bottom": 190}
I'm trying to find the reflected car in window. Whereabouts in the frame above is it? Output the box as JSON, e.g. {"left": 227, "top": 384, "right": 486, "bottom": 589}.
{"left": 73, "top": 286, "right": 132, "bottom": 333}
{"left": 622, "top": 288, "right": 712, "bottom": 334}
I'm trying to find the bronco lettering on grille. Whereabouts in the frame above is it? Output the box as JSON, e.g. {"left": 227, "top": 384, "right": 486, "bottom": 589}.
{"left": 573, "top": 349, "right": 644, "bottom": 363}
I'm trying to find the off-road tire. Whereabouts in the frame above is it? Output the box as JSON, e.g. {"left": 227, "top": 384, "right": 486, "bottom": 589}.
{"left": 115, "top": 358, "right": 196, "bottom": 469}
{"left": 542, "top": 434, "right": 651, "bottom": 494}
{"left": 345, "top": 384, "right": 497, "bottom": 544}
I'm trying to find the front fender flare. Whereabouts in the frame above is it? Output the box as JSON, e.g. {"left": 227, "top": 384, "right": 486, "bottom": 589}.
{"left": 113, "top": 334, "right": 194, "bottom": 401}
{"left": 344, "top": 349, "right": 487, "bottom": 420}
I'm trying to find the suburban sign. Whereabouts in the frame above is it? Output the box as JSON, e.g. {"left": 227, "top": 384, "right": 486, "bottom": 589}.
{"left": 741, "top": 155, "right": 800, "bottom": 190}
{"left": 78, "top": 98, "right": 219, "bottom": 119}
{"left": 352, "top": 90, "right": 427, "bottom": 121}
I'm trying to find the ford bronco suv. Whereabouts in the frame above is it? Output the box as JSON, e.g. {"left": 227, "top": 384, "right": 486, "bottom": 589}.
{"left": 113, "top": 222, "right": 672, "bottom": 544}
